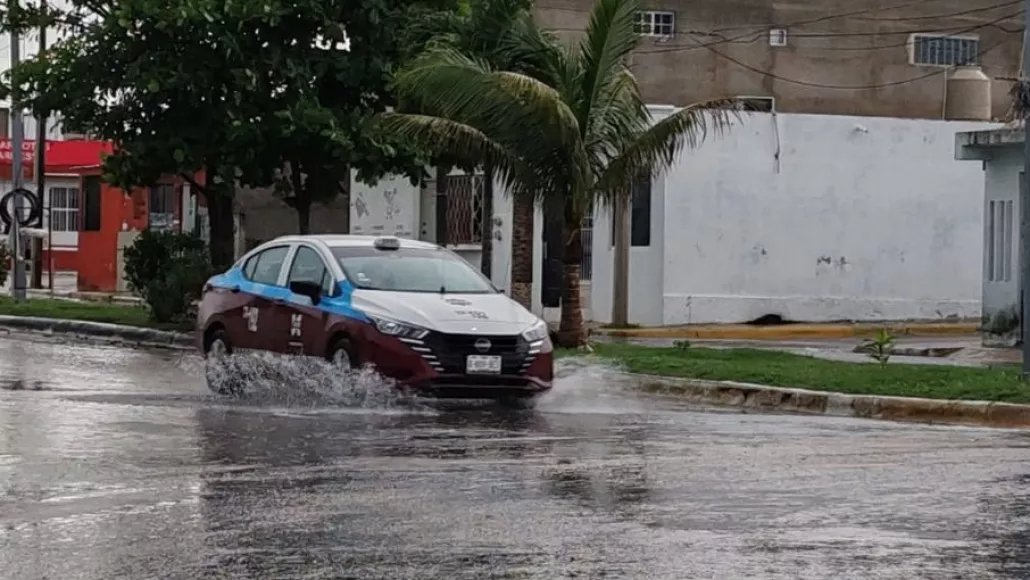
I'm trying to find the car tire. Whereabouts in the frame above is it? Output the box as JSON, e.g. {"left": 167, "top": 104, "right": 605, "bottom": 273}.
{"left": 205, "top": 328, "right": 244, "bottom": 396}
{"left": 327, "top": 337, "right": 356, "bottom": 372}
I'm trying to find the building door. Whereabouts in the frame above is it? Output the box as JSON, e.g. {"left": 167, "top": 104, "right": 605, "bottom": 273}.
{"left": 541, "top": 196, "right": 564, "bottom": 308}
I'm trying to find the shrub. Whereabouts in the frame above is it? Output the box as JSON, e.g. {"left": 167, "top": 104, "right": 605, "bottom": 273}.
{"left": 123, "top": 229, "right": 213, "bottom": 323}
{"left": 0, "top": 240, "right": 9, "bottom": 288}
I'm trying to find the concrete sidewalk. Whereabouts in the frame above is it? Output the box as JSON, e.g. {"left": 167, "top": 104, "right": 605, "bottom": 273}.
{"left": 1, "top": 271, "right": 143, "bottom": 305}
{"left": 595, "top": 320, "right": 980, "bottom": 340}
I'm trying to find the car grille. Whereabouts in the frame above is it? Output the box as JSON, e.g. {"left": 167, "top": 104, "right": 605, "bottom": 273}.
{"left": 399, "top": 332, "right": 538, "bottom": 375}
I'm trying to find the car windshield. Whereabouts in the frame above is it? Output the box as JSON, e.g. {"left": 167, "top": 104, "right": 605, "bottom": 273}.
{"left": 331, "top": 246, "right": 496, "bottom": 294}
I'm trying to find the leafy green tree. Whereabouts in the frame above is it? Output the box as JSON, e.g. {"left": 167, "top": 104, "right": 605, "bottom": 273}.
{"left": 382, "top": 0, "right": 741, "bottom": 346}
{"left": 5, "top": 0, "right": 455, "bottom": 264}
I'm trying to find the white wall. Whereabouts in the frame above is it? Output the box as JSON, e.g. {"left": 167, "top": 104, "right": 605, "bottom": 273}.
{"left": 591, "top": 112, "right": 993, "bottom": 325}
{"left": 349, "top": 173, "right": 420, "bottom": 239}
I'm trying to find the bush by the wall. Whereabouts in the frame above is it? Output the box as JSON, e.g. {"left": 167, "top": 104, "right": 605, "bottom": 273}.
{"left": 0, "top": 241, "right": 9, "bottom": 288}
{"left": 123, "top": 229, "right": 212, "bottom": 322}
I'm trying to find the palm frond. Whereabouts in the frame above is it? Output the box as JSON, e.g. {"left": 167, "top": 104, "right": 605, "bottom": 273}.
{"left": 593, "top": 98, "right": 745, "bottom": 203}
{"left": 373, "top": 112, "right": 557, "bottom": 200}
{"left": 576, "top": 0, "right": 640, "bottom": 130}
{"left": 391, "top": 47, "right": 581, "bottom": 152}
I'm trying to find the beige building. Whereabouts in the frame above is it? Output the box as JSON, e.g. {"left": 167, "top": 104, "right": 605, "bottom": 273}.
{"left": 535, "top": 0, "right": 1024, "bottom": 119}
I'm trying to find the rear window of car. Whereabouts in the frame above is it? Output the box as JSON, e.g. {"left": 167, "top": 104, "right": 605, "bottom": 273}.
{"left": 243, "top": 246, "right": 290, "bottom": 285}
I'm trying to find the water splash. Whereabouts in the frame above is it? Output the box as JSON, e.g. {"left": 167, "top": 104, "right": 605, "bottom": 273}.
{"left": 537, "top": 355, "right": 644, "bottom": 414}
{"left": 182, "top": 351, "right": 433, "bottom": 413}
{"left": 178, "top": 351, "right": 641, "bottom": 415}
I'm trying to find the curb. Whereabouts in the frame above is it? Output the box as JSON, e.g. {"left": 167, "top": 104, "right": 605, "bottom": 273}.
{"left": 631, "top": 374, "right": 1030, "bottom": 429}
{"left": 599, "top": 321, "right": 980, "bottom": 340}
{"left": 0, "top": 315, "right": 194, "bottom": 350}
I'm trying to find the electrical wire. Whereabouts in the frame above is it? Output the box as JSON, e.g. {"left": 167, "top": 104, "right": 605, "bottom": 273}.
{"left": 542, "top": 0, "right": 1022, "bottom": 53}
{"left": 854, "top": 0, "right": 1021, "bottom": 21}
{"left": 634, "top": 9, "right": 1021, "bottom": 55}
{"left": 700, "top": 35, "right": 1012, "bottom": 90}
{"left": 637, "top": 9, "right": 1023, "bottom": 55}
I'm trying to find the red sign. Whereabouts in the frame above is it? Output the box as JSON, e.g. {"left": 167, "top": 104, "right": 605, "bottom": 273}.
{"left": 0, "top": 138, "right": 111, "bottom": 172}
{"left": 0, "top": 139, "right": 51, "bottom": 164}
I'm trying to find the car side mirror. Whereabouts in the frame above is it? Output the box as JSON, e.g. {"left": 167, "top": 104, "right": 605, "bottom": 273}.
{"left": 289, "top": 280, "right": 322, "bottom": 305}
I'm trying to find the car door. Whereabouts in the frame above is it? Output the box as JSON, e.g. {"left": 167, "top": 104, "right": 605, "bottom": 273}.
{"left": 278, "top": 244, "right": 335, "bottom": 357}
{"left": 234, "top": 244, "right": 291, "bottom": 352}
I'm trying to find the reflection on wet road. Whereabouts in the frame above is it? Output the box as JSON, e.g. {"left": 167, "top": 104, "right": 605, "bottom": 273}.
{"left": 2, "top": 334, "right": 1030, "bottom": 579}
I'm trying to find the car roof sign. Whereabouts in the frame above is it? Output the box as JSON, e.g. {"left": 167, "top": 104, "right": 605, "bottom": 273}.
{"left": 373, "top": 237, "right": 401, "bottom": 251}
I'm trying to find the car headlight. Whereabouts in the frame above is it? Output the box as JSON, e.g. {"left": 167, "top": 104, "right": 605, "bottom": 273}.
{"left": 521, "top": 319, "right": 549, "bottom": 343}
{"left": 369, "top": 315, "right": 429, "bottom": 340}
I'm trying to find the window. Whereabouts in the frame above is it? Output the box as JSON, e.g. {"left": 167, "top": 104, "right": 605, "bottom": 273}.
{"left": 988, "top": 194, "right": 1015, "bottom": 283}
{"left": 331, "top": 246, "right": 495, "bottom": 294}
{"left": 82, "top": 175, "right": 102, "bottom": 231}
{"left": 244, "top": 246, "right": 289, "bottom": 286}
{"left": 610, "top": 176, "right": 652, "bottom": 247}
{"left": 634, "top": 10, "right": 674, "bottom": 37}
{"left": 288, "top": 246, "right": 335, "bottom": 296}
{"left": 910, "top": 34, "right": 979, "bottom": 67}
{"left": 49, "top": 186, "right": 80, "bottom": 232}
{"left": 737, "top": 96, "right": 776, "bottom": 112}
{"left": 443, "top": 173, "right": 484, "bottom": 245}
{"left": 149, "top": 183, "right": 176, "bottom": 230}
{"left": 769, "top": 28, "right": 787, "bottom": 47}
{"left": 581, "top": 214, "right": 593, "bottom": 282}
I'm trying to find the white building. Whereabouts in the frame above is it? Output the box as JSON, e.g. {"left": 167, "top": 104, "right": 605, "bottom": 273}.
{"left": 351, "top": 109, "right": 997, "bottom": 326}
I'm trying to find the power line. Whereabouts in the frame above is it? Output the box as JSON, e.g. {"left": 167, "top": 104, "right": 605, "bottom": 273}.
{"left": 543, "top": 0, "right": 1022, "bottom": 51}
{"left": 636, "top": 9, "right": 1023, "bottom": 55}
{"left": 701, "top": 35, "right": 1011, "bottom": 90}
{"left": 855, "top": 0, "right": 1021, "bottom": 21}
{"left": 539, "top": 0, "right": 1009, "bottom": 39}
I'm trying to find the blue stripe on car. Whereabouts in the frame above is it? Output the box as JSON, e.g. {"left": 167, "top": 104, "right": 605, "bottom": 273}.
{"left": 208, "top": 268, "right": 369, "bottom": 322}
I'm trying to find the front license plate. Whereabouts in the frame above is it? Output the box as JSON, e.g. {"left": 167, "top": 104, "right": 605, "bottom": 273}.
{"left": 466, "top": 354, "right": 502, "bottom": 374}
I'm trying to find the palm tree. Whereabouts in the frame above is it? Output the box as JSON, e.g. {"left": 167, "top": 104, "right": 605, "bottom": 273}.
{"left": 379, "top": 0, "right": 741, "bottom": 347}
{"left": 399, "top": 0, "right": 543, "bottom": 291}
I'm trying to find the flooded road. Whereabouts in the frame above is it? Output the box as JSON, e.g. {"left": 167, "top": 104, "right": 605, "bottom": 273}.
{"left": 2, "top": 335, "right": 1030, "bottom": 579}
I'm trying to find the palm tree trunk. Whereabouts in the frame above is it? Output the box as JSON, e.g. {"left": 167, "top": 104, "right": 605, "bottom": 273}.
{"left": 556, "top": 204, "right": 585, "bottom": 348}
{"left": 510, "top": 194, "right": 534, "bottom": 308}
{"left": 479, "top": 164, "right": 494, "bottom": 278}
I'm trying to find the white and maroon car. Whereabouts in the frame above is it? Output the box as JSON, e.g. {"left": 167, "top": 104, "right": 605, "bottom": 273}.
{"left": 196, "top": 235, "right": 554, "bottom": 405}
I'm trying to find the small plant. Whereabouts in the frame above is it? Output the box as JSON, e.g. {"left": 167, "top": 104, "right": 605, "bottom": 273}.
{"left": 123, "top": 229, "right": 212, "bottom": 323}
{"left": 673, "top": 339, "right": 691, "bottom": 351}
{"left": 0, "top": 241, "right": 9, "bottom": 288}
{"left": 860, "top": 328, "right": 896, "bottom": 367}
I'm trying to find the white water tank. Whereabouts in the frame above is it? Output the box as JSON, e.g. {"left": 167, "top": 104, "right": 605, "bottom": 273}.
{"left": 945, "top": 66, "right": 992, "bottom": 121}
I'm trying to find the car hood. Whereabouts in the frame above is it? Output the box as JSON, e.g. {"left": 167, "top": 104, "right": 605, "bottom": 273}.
{"left": 351, "top": 290, "right": 540, "bottom": 335}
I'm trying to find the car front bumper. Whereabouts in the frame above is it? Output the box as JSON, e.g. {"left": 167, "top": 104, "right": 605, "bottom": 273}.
{"left": 360, "top": 330, "right": 554, "bottom": 399}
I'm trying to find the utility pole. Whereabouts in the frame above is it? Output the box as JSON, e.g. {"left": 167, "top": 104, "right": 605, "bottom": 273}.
{"left": 31, "top": 1, "right": 45, "bottom": 290}
{"left": 7, "top": 0, "right": 25, "bottom": 300}
{"left": 611, "top": 187, "right": 631, "bottom": 327}
{"left": 1022, "top": 0, "right": 1030, "bottom": 376}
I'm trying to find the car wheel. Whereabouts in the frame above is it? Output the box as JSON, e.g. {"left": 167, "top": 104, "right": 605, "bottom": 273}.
{"left": 205, "top": 329, "right": 243, "bottom": 396}
{"left": 327, "top": 337, "right": 356, "bottom": 371}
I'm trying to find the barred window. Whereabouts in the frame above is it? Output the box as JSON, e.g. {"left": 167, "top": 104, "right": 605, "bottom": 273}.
{"left": 910, "top": 34, "right": 979, "bottom": 66}
{"left": 634, "top": 11, "right": 674, "bottom": 37}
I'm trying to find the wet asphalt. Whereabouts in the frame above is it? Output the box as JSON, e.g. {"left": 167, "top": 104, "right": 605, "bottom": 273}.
{"left": 2, "top": 335, "right": 1030, "bottom": 579}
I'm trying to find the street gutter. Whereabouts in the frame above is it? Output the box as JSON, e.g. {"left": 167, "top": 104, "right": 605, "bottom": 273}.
{"left": 0, "top": 315, "right": 193, "bottom": 350}
{"left": 634, "top": 374, "right": 1030, "bottom": 430}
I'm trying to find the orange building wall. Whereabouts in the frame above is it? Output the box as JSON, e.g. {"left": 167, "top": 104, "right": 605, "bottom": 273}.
{"left": 76, "top": 178, "right": 185, "bottom": 292}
